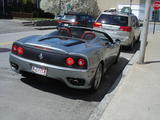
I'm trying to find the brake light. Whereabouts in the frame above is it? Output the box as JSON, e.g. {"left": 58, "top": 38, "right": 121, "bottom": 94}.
{"left": 66, "top": 57, "right": 74, "bottom": 66}
{"left": 78, "top": 59, "right": 85, "bottom": 66}
{"left": 119, "top": 26, "right": 132, "bottom": 32}
{"left": 72, "top": 22, "right": 80, "bottom": 25}
{"left": 17, "top": 47, "right": 24, "bottom": 55}
{"left": 93, "top": 22, "right": 102, "bottom": 27}
{"left": 12, "top": 45, "right": 17, "bottom": 52}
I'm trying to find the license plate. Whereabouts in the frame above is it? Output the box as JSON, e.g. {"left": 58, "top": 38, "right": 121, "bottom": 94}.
{"left": 32, "top": 66, "right": 47, "bottom": 76}
{"left": 64, "top": 24, "right": 69, "bottom": 26}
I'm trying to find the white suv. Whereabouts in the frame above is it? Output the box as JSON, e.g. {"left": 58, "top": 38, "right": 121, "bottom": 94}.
{"left": 93, "top": 11, "right": 142, "bottom": 49}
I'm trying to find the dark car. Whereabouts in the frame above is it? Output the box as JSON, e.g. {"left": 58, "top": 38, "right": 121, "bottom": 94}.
{"left": 10, "top": 26, "right": 120, "bottom": 91}
{"left": 57, "top": 13, "right": 95, "bottom": 28}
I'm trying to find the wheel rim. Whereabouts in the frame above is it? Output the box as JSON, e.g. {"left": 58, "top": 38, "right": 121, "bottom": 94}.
{"left": 94, "top": 65, "right": 102, "bottom": 89}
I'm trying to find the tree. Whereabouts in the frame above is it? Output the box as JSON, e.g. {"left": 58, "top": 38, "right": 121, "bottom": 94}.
{"left": 19, "top": 0, "right": 33, "bottom": 4}
{"left": 40, "top": 0, "right": 100, "bottom": 17}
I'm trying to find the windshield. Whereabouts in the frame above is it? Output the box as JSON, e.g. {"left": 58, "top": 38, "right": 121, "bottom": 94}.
{"left": 97, "top": 14, "right": 128, "bottom": 26}
{"left": 60, "top": 15, "right": 76, "bottom": 22}
{"left": 43, "top": 28, "right": 100, "bottom": 41}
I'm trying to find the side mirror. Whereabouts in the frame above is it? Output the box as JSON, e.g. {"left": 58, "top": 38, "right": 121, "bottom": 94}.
{"left": 102, "top": 41, "right": 111, "bottom": 46}
{"left": 139, "top": 23, "right": 143, "bottom": 27}
{"left": 115, "top": 39, "right": 121, "bottom": 43}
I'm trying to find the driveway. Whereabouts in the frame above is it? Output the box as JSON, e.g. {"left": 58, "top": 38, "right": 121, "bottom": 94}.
{"left": 0, "top": 19, "right": 36, "bottom": 34}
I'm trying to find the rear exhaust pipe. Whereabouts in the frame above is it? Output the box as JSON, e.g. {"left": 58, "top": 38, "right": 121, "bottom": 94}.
{"left": 11, "top": 63, "right": 18, "bottom": 70}
{"left": 67, "top": 78, "right": 85, "bottom": 86}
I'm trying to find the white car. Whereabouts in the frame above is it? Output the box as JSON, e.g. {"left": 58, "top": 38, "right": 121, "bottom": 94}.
{"left": 93, "top": 11, "right": 142, "bottom": 49}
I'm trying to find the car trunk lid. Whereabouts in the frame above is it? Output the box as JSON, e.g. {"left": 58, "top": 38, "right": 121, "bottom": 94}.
{"left": 24, "top": 36, "right": 87, "bottom": 54}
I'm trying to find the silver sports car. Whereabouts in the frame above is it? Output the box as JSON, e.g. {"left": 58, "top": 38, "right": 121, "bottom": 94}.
{"left": 10, "top": 27, "right": 120, "bottom": 91}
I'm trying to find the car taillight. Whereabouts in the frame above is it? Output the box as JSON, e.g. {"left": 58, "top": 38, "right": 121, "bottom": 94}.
{"left": 93, "top": 22, "right": 102, "bottom": 27}
{"left": 78, "top": 59, "right": 85, "bottom": 66}
{"left": 119, "top": 26, "right": 132, "bottom": 32}
{"left": 12, "top": 45, "right": 17, "bottom": 52}
{"left": 66, "top": 57, "right": 74, "bottom": 66}
{"left": 12, "top": 44, "right": 24, "bottom": 55}
{"left": 17, "top": 47, "right": 24, "bottom": 55}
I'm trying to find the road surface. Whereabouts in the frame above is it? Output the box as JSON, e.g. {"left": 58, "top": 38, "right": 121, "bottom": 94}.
{"left": 0, "top": 30, "right": 138, "bottom": 120}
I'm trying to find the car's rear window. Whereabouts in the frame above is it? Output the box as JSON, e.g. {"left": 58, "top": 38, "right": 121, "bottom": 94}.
{"left": 97, "top": 14, "right": 128, "bottom": 26}
{"left": 60, "top": 15, "right": 76, "bottom": 22}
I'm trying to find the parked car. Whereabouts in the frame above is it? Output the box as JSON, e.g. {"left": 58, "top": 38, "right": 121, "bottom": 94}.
{"left": 55, "top": 15, "right": 63, "bottom": 20}
{"left": 57, "top": 13, "right": 95, "bottom": 28}
{"left": 9, "top": 26, "right": 120, "bottom": 91}
{"left": 93, "top": 11, "right": 142, "bottom": 49}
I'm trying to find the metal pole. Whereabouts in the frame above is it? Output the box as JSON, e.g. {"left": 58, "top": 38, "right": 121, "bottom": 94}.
{"left": 153, "top": 10, "right": 156, "bottom": 34}
{"left": 130, "top": 0, "right": 132, "bottom": 14}
{"left": 130, "top": 0, "right": 132, "bottom": 8}
{"left": 2, "top": 0, "right": 5, "bottom": 16}
{"left": 37, "top": 0, "right": 39, "bottom": 9}
{"left": 59, "top": 0, "right": 62, "bottom": 15}
{"left": 138, "top": 0, "right": 152, "bottom": 64}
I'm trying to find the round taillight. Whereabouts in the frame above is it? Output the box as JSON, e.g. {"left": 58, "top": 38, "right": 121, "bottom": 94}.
{"left": 78, "top": 59, "right": 85, "bottom": 66}
{"left": 12, "top": 45, "right": 17, "bottom": 52}
{"left": 17, "top": 47, "right": 24, "bottom": 55}
{"left": 66, "top": 57, "right": 74, "bottom": 66}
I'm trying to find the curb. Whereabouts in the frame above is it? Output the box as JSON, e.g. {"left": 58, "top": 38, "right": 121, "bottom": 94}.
{"left": 88, "top": 51, "right": 140, "bottom": 120}
{"left": 149, "top": 22, "right": 160, "bottom": 25}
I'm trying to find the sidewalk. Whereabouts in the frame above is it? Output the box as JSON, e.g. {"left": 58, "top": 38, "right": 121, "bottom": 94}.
{"left": 11, "top": 19, "right": 57, "bottom": 30}
{"left": 100, "top": 32, "right": 160, "bottom": 120}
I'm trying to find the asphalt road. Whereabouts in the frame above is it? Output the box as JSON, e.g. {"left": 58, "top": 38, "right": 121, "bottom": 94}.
{"left": 0, "top": 29, "right": 139, "bottom": 120}
{"left": 0, "top": 19, "right": 141, "bottom": 120}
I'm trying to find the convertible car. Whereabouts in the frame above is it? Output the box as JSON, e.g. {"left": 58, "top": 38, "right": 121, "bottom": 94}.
{"left": 10, "top": 27, "right": 120, "bottom": 91}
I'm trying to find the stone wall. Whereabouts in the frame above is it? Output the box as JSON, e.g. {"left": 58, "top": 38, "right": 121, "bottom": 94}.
{"left": 40, "top": 0, "right": 100, "bottom": 17}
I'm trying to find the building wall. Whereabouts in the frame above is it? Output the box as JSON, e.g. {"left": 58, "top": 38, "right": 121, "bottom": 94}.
{"left": 97, "top": 0, "right": 160, "bottom": 21}
{"left": 96, "top": 0, "right": 158, "bottom": 12}
{"left": 97, "top": 0, "right": 143, "bottom": 12}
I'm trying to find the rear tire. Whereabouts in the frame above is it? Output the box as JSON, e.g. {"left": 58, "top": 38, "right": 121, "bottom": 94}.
{"left": 136, "top": 35, "right": 140, "bottom": 43}
{"left": 90, "top": 63, "right": 103, "bottom": 92}
{"left": 128, "top": 37, "right": 135, "bottom": 50}
{"left": 114, "top": 50, "right": 120, "bottom": 64}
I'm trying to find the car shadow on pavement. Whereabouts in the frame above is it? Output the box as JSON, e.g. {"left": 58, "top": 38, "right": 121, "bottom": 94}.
{"left": 21, "top": 57, "right": 129, "bottom": 102}
{"left": 0, "top": 48, "right": 10, "bottom": 52}
{"left": 145, "top": 61, "right": 160, "bottom": 64}
{"left": 121, "top": 41, "right": 140, "bottom": 54}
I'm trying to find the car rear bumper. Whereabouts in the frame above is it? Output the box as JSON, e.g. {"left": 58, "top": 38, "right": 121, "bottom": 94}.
{"left": 108, "top": 34, "right": 132, "bottom": 46}
{"left": 98, "top": 28, "right": 132, "bottom": 46}
{"left": 119, "top": 36, "right": 132, "bottom": 46}
{"left": 9, "top": 54, "right": 97, "bottom": 89}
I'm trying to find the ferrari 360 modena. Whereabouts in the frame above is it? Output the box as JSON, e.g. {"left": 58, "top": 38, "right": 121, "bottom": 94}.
{"left": 10, "top": 26, "right": 120, "bottom": 91}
